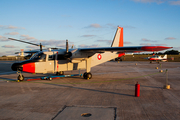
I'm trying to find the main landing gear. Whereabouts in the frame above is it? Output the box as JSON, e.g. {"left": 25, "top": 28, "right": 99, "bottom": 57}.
{"left": 16, "top": 71, "right": 92, "bottom": 81}
{"left": 83, "top": 72, "right": 92, "bottom": 79}
{"left": 56, "top": 71, "right": 64, "bottom": 75}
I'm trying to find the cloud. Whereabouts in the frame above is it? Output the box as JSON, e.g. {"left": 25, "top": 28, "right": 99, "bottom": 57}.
{"left": 165, "top": 37, "right": 176, "bottom": 40}
{"left": 39, "top": 39, "right": 74, "bottom": 48}
{"left": 106, "top": 23, "right": 117, "bottom": 29}
{"left": 96, "top": 40, "right": 112, "bottom": 45}
{"left": 169, "top": 1, "right": 180, "bottom": 5}
{"left": 56, "top": 44, "right": 74, "bottom": 48}
{"left": 2, "top": 45, "right": 18, "bottom": 48}
{"left": 81, "top": 35, "right": 96, "bottom": 37}
{"left": 85, "top": 23, "right": 135, "bottom": 30}
{"left": 106, "top": 24, "right": 135, "bottom": 29}
{"left": 86, "top": 24, "right": 102, "bottom": 28}
{"left": 2, "top": 49, "right": 22, "bottom": 56}
{"left": 154, "top": 44, "right": 167, "bottom": 46}
{"left": 26, "top": 45, "right": 39, "bottom": 48}
{"left": 7, "top": 25, "right": 18, "bottom": 29}
{"left": 140, "top": 43, "right": 153, "bottom": 46}
{"left": 132, "top": 0, "right": 180, "bottom": 5}
{"left": 141, "top": 38, "right": 157, "bottom": 42}
{"left": 0, "top": 25, "right": 25, "bottom": 30}
{"left": 4, "top": 32, "right": 19, "bottom": 35}
{"left": 39, "top": 39, "right": 70, "bottom": 46}
{"left": 123, "top": 25, "right": 136, "bottom": 29}
{"left": 124, "top": 42, "right": 132, "bottom": 44}
{"left": 132, "top": 0, "right": 166, "bottom": 4}
{"left": 140, "top": 43, "right": 167, "bottom": 46}
{"left": 0, "top": 35, "right": 8, "bottom": 41}
{"left": 20, "top": 34, "right": 37, "bottom": 40}
{"left": 78, "top": 44, "right": 99, "bottom": 48}
{"left": 39, "top": 39, "right": 65, "bottom": 45}
{"left": 173, "top": 47, "right": 180, "bottom": 50}
{"left": 141, "top": 38, "right": 151, "bottom": 42}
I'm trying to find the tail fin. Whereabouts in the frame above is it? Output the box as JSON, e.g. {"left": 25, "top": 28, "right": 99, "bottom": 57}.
{"left": 111, "top": 27, "right": 124, "bottom": 57}
{"left": 163, "top": 54, "right": 167, "bottom": 59}
{"left": 111, "top": 27, "right": 123, "bottom": 47}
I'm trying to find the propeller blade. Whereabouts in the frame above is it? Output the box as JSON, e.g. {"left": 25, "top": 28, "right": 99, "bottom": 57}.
{"left": 40, "top": 43, "right": 42, "bottom": 51}
{"left": 66, "top": 39, "right": 68, "bottom": 53}
{"left": 8, "top": 38, "right": 45, "bottom": 51}
{"left": 9, "top": 38, "right": 39, "bottom": 46}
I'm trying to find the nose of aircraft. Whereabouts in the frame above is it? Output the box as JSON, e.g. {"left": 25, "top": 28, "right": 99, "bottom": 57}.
{"left": 11, "top": 63, "right": 23, "bottom": 71}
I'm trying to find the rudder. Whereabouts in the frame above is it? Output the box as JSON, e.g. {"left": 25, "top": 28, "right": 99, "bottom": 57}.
{"left": 111, "top": 27, "right": 123, "bottom": 47}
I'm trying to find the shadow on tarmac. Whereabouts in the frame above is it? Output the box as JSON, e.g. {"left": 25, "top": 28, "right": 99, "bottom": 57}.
{"left": 127, "top": 84, "right": 162, "bottom": 89}
{"left": 46, "top": 83, "right": 134, "bottom": 97}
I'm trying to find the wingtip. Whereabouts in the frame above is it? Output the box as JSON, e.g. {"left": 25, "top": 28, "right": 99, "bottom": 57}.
{"left": 141, "top": 46, "right": 173, "bottom": 51}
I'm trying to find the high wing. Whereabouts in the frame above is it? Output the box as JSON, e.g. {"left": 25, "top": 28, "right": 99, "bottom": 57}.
{"left": 79, "top": 46, "right": 172, "bottom": 53}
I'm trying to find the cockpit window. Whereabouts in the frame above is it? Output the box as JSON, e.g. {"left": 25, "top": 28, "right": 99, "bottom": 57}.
{"left": 152, "top": 55, "right": 158, "bottom": 58}
{"left": 48, "top": 55, "right": 55, "bottom": 60}
{"left": 30, "top": 52, "right": 46, "bottom": 62}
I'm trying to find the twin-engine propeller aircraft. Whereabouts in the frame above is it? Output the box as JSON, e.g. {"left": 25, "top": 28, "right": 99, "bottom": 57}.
{"left": 144, "top": 54, "right": 168, "bottom": 63}
{"left": 9, "top": 27, "right": 172, "bottom": 81}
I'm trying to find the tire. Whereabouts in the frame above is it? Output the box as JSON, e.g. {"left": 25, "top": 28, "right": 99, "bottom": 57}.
{"left": 56, "top": 71, "right": 64, "bottom": 75}
{"left": 48, "top": 77, "right": 52, "bottom": 81}
{"left": 83, "top": 72, "right": 87, "bottom": 79}
{"left": 17, "top": 75, "right": 24, "bottom": 81}
{"left": 86, "top": 73, "right": 92, "bottom": 79}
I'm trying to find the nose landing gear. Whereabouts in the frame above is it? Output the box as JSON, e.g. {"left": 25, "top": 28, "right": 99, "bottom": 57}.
{"left": 17, "top": 71, "right": 24, "bottom": 81}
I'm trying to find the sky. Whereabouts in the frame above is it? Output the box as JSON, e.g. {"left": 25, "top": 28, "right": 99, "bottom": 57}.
{"left": 0, "top": 0, "right": 180, "bottom": 56}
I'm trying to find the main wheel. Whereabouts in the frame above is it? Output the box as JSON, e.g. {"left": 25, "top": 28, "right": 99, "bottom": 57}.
{"left": 56, "top": 71, "right": 64, "bottom": 75}
{"left": 86, "top": 73, "right": 92, "bottom": 79}
{"left": 83, "top": 72, "right": 92, "bottom": 79}
{"left": 17, "top": 75, "right": 24, "bottom": 81}
{"left": 48, "top": 77, "right": 52, "bottom": 81}
{"left": 83, "top": 72, "right": 87, "bottom": 79}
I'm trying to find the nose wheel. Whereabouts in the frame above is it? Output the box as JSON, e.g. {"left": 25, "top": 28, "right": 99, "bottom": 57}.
{"left": 17, "top": 71, "right": 24, "bottom": 81}
{"left": 83, "top": 72, "right": 92, "bottom": 79}
{"left": 17, "top": 74, "right": 24, "bottom": 81}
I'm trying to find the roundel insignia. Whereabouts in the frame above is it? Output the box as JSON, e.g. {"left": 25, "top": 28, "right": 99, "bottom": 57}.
{"left": 97, "top": 54, "right": 102, "bottom": 60}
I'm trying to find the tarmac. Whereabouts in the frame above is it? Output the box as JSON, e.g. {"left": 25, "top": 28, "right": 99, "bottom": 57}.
{"left": 0, "top": 61, "right": 180, "bottom": 120}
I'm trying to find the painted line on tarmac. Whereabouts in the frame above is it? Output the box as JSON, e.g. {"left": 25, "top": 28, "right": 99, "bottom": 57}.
{"left": 0, "top": 78, "right": 17, "bottom": 82}
{"left": 0, "top": 71, "right": 16, "bottom": 75}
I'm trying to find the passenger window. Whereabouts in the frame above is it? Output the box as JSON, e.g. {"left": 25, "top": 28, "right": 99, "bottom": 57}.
{"left": 41, "top": 54, "right": 46, "bottom": 62}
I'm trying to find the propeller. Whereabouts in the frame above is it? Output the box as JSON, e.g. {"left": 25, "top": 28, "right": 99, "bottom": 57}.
{"left": 8, "top": 38, "right": 45, "bottom": 51}
{"left": 9, "top": 38, "right": 72, "bottom": 58}
{"left": 66, "top": 39, "right": 68, "bottom": 53}
{"left": 64, "top": 39, "right": 72, "bottom": 58}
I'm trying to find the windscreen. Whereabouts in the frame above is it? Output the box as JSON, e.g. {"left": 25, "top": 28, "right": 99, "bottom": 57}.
{"left": 30, "top": 52, "right": 46, "bottom": 61}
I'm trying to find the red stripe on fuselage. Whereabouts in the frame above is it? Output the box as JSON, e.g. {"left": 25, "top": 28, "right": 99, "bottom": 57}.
{"left": 118, "top": 53, "right": 125, "bottom": 57}
{"left": 22, "top": 63, "right": 35, "bottom": 73}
